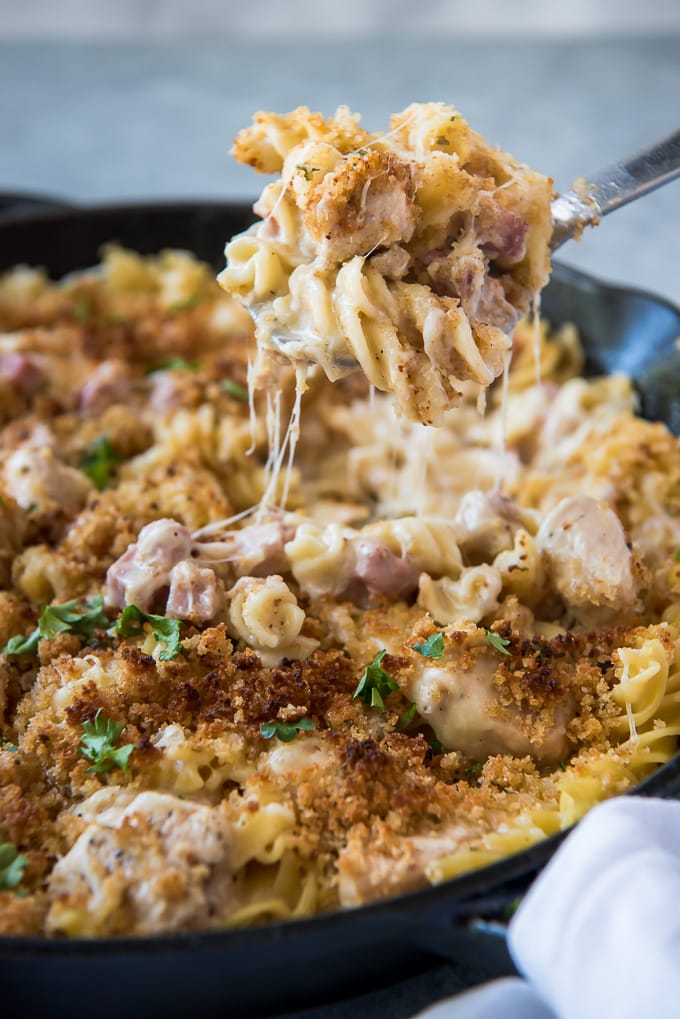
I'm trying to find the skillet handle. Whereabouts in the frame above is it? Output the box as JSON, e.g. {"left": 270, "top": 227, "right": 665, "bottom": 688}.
{"left": 411, "top": 877, "right": 535, "bottom": 978}
{"left": 0, "top": 191, "right": 75, "bottom": 220}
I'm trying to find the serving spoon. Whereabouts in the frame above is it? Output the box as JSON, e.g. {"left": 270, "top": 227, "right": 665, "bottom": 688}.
{"left": 550, "top": 126, "right": 680, "bottom": 250}
{"left": 266, "top": 127, "right": 680, "bottom": 364}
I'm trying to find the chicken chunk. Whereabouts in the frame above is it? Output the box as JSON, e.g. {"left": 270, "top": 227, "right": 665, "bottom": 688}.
{"left": 79, "top": 359, "right": 131, "bottom": 414}
{"left": 2, "top": 425, "right": 91, "bottom": 517}
{"left": 48, "top": 789, "right": 236, "bottom": 936}
{"left": 536, "top": 496, "right": 638, "bottom": 624}
{"left": 403, "top": 633, "right": 573, "bottom": 764}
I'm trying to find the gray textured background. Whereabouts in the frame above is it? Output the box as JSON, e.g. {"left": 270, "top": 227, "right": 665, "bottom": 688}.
{"left": 2, "top": 0, "right": 680, "bottom": 37}
{"left": 1, "top": 36, "right": 679, "bottom": 303}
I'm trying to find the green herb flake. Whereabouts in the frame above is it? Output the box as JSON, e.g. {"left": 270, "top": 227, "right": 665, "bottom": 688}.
{"left": 26, "top": 502, "right": 38, "bottom": 514}
{"left": 398, "top": 703, "right": 418, "bottom": 730}
{"left": 465, "top": 762, "right": 483, "bottom": 777}
{"left": 0, "top": 841, "right": 28, "bottom": 891}
{"left": 2, "top": 630, "right": 41, "bottom": 657}
{"left": 484, "top": 629, "right": 512, "bottom": 656}
{"left": 502, "top": 896, "right": 522, "bottom": 919}
{"left": 412, "top": 632, "right": 445, "bottom": 659}
{"left": 0, "top": 736, "right": 17, "bottom": 753}
{"left": 167, "top": 293, "right": 203, "bottom": 314}
{"left": 2, "top": 596, "right": 108, "bottom": 657}
{"left": 674, "top": 549, "right": 680, "bottom": 563}
{"left": 79, "top": 435, "right": 123, "bottom": 490}
{"left": 428, "top": 739, "right": 444, "bottom": 756}
{"left": 152, "top": 356, "right": 203, "bottom": 373}
{"left": 110, "top": 605, "right": 184, "bottom": 661}
{"left": 78, "top": 709, "right": 134, "bottom": 775}
{"left": 72, "top": 292, "right": 93, "bottom": 324}
{"left": 353, "top": 650, "right": 399, "bottom": 710}
{"left": 530, "top": 641, "right": 545, "bottom": 657}
{"left": 40, "top": 595, "right": 109, "bottom": 641}
{"left": 436, "top": 135, "right": 450, "bottom": 146}
{"left": 357, "top": 148, "right": 367, "bottom": 156}
{"left": 558, "top": 760, "right": 568, "bottom": 772}
{"left": 260, "top": 717, "right": 316, "bottom": 743}
{"left": 222, "top": 379, "right": 248, "bottom": 402}
{"left": 297, "top": 164, "right": 320, "bottom": 182}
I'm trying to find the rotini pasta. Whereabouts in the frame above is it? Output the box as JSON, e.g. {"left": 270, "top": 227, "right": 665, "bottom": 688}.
{"left": 219, "top": 102, "right": 552, "bottom": 424}
{"left": 1, "top": 198, "right": 680, "bottom": 941}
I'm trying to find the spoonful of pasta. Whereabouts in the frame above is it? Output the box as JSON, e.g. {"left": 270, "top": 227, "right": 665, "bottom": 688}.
{"left": 218, "top": 104, "right": 680, "bottom": 426}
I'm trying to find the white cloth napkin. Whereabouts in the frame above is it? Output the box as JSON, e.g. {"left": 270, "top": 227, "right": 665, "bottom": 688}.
{"left": 417, "top": 796, "right": 680, "bottom": 1019}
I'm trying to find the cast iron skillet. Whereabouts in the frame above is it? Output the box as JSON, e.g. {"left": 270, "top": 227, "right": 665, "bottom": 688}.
{"left": 2, "top": 196, "right": 680, "bottom": 1019}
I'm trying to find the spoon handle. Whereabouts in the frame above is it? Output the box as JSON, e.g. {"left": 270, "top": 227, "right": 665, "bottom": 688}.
{"left": 550, "top": 127, "right": 680, "bottom": 251}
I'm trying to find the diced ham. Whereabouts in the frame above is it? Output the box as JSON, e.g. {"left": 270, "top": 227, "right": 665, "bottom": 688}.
{"left": 536, "top": 495, "right": 638, "bottom": 623}
{"left": 0, "top": 352, "right": 43, "bottom": 396}
{"left": 166, "top": 559, "right": 222, "bottom": 623}
{"left": 475, "top": 275, "right": 521, "bottom": 331}
{"left": 105, "top": 518, "right": 194, "bottom": 611}
{"left": 477, "top": 193, "right": 528, "bottom": 264}
{"left": 79, "top": 359, "right": 131, "bottom": 414}
{"left": 426, "top": 249, "right": 486, "bottom": 306}
{"left": 148, "top": 371, "right": 185, "bottom": 413}
{"left": 352, "top": 539, "right": 420, "bottom": 600}
{"left": 426, "top": 249, "right": 517, "bottom": 330}
{"left": 232, "top": 520, "right": 293, "bottom": 577}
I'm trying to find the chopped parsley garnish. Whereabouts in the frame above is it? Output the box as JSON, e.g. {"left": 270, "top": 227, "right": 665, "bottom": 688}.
{"left": 357, "top": 148, "right": 367, "bottom": 156}
{"left": 110, "top": 605, "right": 184, "bottom": 661}
{"left": 222, "top": 379, "right": 248, "bottom": 402}
{"left": 297, "top": 164, "right": 320, "bottom": 182}
{"left": 2, "top": 630, "right": 40, "bottom": 657}
{"left": 398, "top": 703, "right": 418, "bottom": 730}
{"left": 428, "top": 739, "right": 444, "bottom": 756}
{"left": 72, "top": 292, "right": 93, "bottom": 323}
{"left": 353, "top": 650, "right": 399, "bottom": 710}
{"left": 465, "top": 762, "right": 483, "bottom": 777}
{"left": 502, "top": 895, "right": 522, "bottom": 919}
{"left": 0, "top": 841, "right": 27, "bottom": 891}
{"left": 26, "top": 502, "right": 38, "bottom": 514}
{"left": 260, "top": 718, "right": 315, "bottom": 743}
{"left": 530, "top": 641, "right": 545, "bottom": 656}
{"left": 167, "top": 293, "right": 203, "bottom": 314}
{"left": 2, "top": 596, "right": 109, "bottom": 657}
{"left": 0, "top": 736, "right": 17, "bottom": 753}
{"left": 674, "top": 548, "right": 680, "bottom": 563}
{"left": 484, "top": 629, "right": 512, "bottom": 656}
{"left": 152, "top": 356, "right": 203, "bottom": 373}
{"left": 436, "top": 135, "right": 450, "bottom": 146}
{"left": 413, "top": 632, "right": 445, "bottom": 659}
{"left": 78, "top": 709, "right": 134, "bottom": 775}
{"left": 79, "top": 435, "right": 123, "bottom": 490}
{"left": 558, "top": 760, "right": 568, "bottom": 772}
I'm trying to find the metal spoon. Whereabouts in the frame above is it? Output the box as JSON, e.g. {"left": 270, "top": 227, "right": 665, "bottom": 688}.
{"left": 269, "top": 127, "right": 680, "bottom": 363}
{"left": 550, "top": 126, "right": 680, "bottom": 250}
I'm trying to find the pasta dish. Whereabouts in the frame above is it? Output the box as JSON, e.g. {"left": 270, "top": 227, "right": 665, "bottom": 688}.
{"left": 220, "top": 103, "right": 552, "bottom": 424}
{"left": 1, "top": 105, "right": 680, "bottom": 939}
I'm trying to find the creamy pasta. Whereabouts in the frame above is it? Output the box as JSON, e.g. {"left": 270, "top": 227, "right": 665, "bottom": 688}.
{"left": 219, "top": 103, "right": 553, "bottom": 425}
{"left": 0, "top": 139, "right": 679, "bottom": 938}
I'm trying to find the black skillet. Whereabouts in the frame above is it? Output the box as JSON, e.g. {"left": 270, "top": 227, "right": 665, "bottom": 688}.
{"left": 2, "top": 196, "right": 680, "bottom": 1019}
